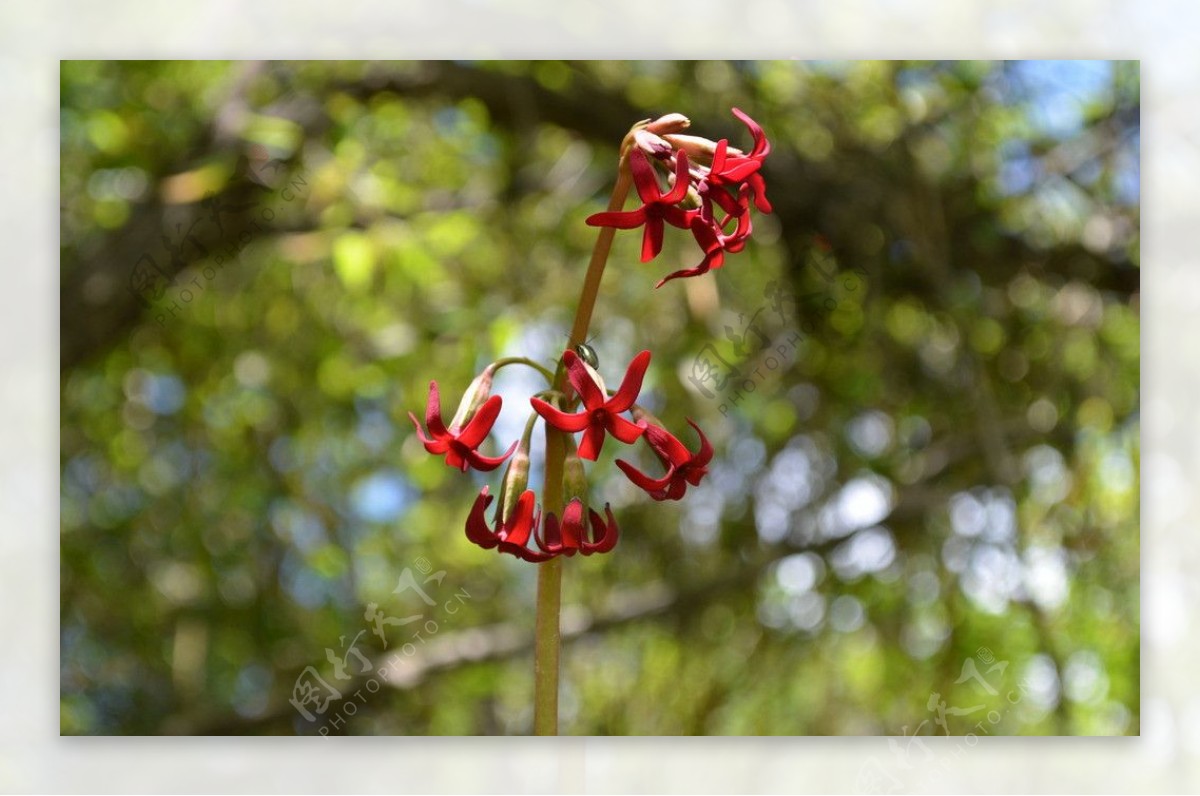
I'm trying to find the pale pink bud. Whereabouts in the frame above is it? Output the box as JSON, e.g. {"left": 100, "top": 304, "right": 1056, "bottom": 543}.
{"left": 448, "top": 364, "right": 496, "bottom": 431}
{"left": 664, "top": 134, "right": 744, "bottom": 164}
{"left": 633, "top": 129, "right": 673, "bottom": 159}
{"left": 645, "top": 113, "right": 691, "bottom": 136}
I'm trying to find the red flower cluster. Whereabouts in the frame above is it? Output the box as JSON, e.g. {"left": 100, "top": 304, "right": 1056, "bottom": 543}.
{"left": 535, "top": 349, "right": 713, "bottom": 502}
{"left": 465, "top": 489, "right": 620, "bottom": 563}
{"left": 410, "top": 347, "right": 713, "bottom": 563}
{"left": 411, "top": 111, "right": 754, "bottom": 564}
{"left": 587, "top": 108, "right": 772, "bottom": 287}
{"left": 410, "top": 354, "right": 637, "bottom": 563}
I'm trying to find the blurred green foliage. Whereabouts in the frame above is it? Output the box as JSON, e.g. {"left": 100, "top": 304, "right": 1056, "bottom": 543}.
{"left": 60, "top": 60, "right": 1139, "bottom": 735}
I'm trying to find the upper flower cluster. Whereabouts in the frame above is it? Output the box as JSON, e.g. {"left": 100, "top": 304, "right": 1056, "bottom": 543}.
{"left": 587, "top": 108, "right": 772, "bottom": 287}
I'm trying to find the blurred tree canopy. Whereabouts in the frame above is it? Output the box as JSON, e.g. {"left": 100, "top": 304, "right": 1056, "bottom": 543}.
{"left": 60, "top": 60, "right": 1139, "bottom": 736}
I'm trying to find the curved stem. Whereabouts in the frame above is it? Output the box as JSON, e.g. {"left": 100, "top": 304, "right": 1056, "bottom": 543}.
{"left": 492, "top": 356, "right": 555, "bottom": 383}
{"left": 533, "top": 150, "right": 634, "bottom": 736}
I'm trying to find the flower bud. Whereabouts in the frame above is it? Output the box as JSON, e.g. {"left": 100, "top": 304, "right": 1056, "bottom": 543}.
{"left": 664, "top": 134, "right": 744, "bottom": 165}
{"left": 646, "top": 113, "right": 690, "bottom": 136}
{"left": 633, "top": 128, "right": 673, "bottom": 159}
{"left": 562, "top": 438, "right": 589, "bottom": 512}
{"left": 630, "top": 404, "right": 665, "bottom": 430}
{"left": 448, "top": 364, "right": 497, "bottom": 431}
{"left": 496, "top": 420, "right": 533, "bottom": 523}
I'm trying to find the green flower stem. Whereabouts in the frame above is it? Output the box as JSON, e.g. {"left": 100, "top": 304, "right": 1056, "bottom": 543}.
{"left": 533, "top": 425, "right": 566, "bottom": 736}
{"left": 533, "top": 150, "right": 634, "bottom": 736}
{"left": 492, "top": 356, "right": 555, "bottom": 384}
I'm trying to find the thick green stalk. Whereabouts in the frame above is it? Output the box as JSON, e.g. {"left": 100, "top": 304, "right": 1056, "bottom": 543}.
{"left": 532, "top": 156, "right": 634, "bottom": 736}
{"left": 533, "top": 433, "right": 565, "bottom": 735}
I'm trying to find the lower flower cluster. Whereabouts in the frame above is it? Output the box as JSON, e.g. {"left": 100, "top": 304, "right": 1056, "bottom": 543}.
{"left": 465, "top": 486, "right": 619, "bottom": 563}
{"left": 409, "top": 348, "right": 712, "bottom": 562}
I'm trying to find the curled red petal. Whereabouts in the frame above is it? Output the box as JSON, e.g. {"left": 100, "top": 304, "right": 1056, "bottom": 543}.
{"left": 557, "top": 499, "right": 585, "bottom": 553}
{"left": 408, "top": 411, "right": 450, "bottom": 454}
{"left": 498, "top": 490, "right": 538, "bottom": 547}
{"left": 731, "top": 107, "right": 771, "bottom": 159}
{"left": 702, "top": 183, "right": 742, "bottom": 217}
{"left": 530, "top": 396, "right": 590, "bottom": 432}
{"left": 686, "top": 418, "right": 714, "bottom": 467}
{"left": 465, "top": 487, "right": 498, "bottom": 548}
{"left": 643, "top": 423, "right": 691, "bottom": 466}
{"left": 690, "top": 215, "right": 723, "bottom": 254}
{"left": 629, "top": 148, "right": 662, "bottom": 203}
{"left": 641, "top": 217, "right": 664, "bottom": 263}
{"left": 562, "top": 349, "right": 604, "bottom": 409}
{"left": 655, "top": 262, "right": 714, "bottom": 288}
{"left": 586, "top": 209, "right": 648, "bottom": 229}
{"left": 710, "top": 139, "right": 728, "bottom": 173}
{"left": 462, "top": 438, "right": 517, "bottom": 472}
{"left": 615, "top": 458, "right": 674, "bottom": 493}
{"left": 457, "top": 394, "right": 502, "bottom": 448}
{"left": 607, "top": 350, "right": 652, "bottom": 412}
{"left": 663, "top": 479, "right": 688, "bottom": 501}
{"left": 746, "top": 172, "right": 772, "bottom": 213}
{"left": 582, "top": 505, "right": 619, "bottom": 554}
{"left": 421, "top": 381, "right": 449, "bottom": 439}
{"left": 656, "top": 220, "right": 725, "bottom": 287}
{"left": 576, "top": 422, "right": 606, "bottom": 461}
{"left": 661, "top": 149, "right": 691, "bottom": 204}
{"left": 444, "top": 448, "right": 468, "bottom": 472}
{"left": 606, "top": 412, "right": 646, "bottom": 445}
{"left": 661, "top": 205, "right": 696, "bottom": 230}
{"left": 508, "top": 543, "right": 555, "bottom": 563}
{"left": 720, "top": 194, "right": 754, "bottom": 253}
{"left": 536, "top": 511, "right": 563, "bottom": 555}
{"left": 718, "top": 156, "right": 762, "bottom": 183}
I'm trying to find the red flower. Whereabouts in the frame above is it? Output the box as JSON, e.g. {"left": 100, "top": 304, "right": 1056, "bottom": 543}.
{"left": 537, "top": 498, "right": 620, "bottom": 556}
{"left": 530, "top": 350, "right": 650, "bottom": 460}
{"left": 465, "top": 486, "right": 553, "bottom": 562}
{"left": 716, "top": 186, "right": 755, "bottom": 254}
{"left": 730, "top": 107, "right": 772, "bottom": 214}
{"left": 587, "top": 149, "right": 695, "bottom": 262}
{"left": 699, "top": 109, "right": 772, "bottom": 216}
{"left": 409, "top": 381, "right": 516, "bottom": 472}
{"left": 616, "top": 419, "right": 713, "bottom": 501}
{"left": 655, "top": 216, "right": 727, "bottom": 287}
{"left": 732, "top": 107, "right": 771, "bottom": 160}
